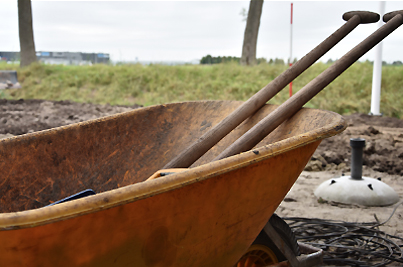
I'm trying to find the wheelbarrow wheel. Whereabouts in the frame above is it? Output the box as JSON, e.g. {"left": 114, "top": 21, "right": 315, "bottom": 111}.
{"left": 236, "top": 213, "right": 300, "bottom": 267}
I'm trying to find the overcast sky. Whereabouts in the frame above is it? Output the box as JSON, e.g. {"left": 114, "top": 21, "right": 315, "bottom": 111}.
{"left": 1, "top": 1, "right": 402, "bottom": 63}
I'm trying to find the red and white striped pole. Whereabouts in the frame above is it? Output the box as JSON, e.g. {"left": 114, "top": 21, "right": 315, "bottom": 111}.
{"left": 289, "top": 2, "right": 294, "bottom": 97}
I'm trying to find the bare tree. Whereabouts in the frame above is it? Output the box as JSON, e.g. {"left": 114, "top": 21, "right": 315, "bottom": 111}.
{"left": 18, "top": 0, "right": 37, "bottom": 67}
{"left": 241, "top": 0, "right": 263, "bottom": 66}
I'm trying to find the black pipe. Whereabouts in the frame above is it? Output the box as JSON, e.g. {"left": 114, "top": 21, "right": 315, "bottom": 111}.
{"left": 350, "top": 138, "right": 366, "bottom": 180}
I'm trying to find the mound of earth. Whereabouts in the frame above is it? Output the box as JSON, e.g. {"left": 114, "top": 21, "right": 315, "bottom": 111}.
{"left": 0, "top": 99, "right": 141, "bottom": 136}
{"left": 308, "top": 113, "right": 403, "bottom": 176}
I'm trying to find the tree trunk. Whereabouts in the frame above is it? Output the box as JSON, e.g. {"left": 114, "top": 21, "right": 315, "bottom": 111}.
{"left": 18, "top": 0, "right": 37, "bottom": 67}
{"left": 241, "top": 0, "right": 263, "bottom": 66}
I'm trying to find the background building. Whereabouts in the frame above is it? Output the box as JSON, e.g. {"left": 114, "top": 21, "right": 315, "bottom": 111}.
{"left": 0, "top": 51, "right": 110, "bottom": 65}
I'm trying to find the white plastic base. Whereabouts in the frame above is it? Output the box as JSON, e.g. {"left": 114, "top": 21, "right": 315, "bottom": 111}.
{"left": 314, "top": 176, "right": 399, "bottom": 206}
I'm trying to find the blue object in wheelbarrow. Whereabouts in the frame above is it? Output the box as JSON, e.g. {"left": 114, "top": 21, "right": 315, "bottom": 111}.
{"left": 46, "top": 189, "right": 96, "bottom": 207}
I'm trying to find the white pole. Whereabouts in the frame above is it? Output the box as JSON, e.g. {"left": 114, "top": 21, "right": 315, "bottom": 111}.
{"left": 370, "top": 1, "right": 385, "bottom": 116}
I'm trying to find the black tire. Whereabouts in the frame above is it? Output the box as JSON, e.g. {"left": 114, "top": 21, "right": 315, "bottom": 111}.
{"left": 252, "top": 213, "right": 300, "bottom": 262}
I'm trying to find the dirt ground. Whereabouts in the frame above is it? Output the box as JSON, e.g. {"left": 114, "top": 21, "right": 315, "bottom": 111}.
{"left": 1, "top": 99, "right": 402, "bottom": 260}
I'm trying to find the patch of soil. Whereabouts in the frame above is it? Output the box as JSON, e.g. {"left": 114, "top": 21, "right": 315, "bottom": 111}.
{"left": 308, "top": 113, "right": 403, "bottom": 176}
{"left": 0, "top": 99, "right": 141, "bottom": 136}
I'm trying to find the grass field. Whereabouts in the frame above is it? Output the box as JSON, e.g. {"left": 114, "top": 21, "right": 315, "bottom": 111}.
{"left": 1, "top": 61, "right": 402, "bottom": 118}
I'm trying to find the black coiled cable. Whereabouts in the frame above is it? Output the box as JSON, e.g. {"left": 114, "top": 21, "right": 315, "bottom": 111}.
{"left": 283, "top": 201, "right": 403, "bottom": 266}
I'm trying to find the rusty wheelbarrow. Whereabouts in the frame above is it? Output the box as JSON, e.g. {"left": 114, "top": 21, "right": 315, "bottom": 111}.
{"left": 0, "top": 10, "right": 402, "bottom": 267}
{"left": 0, "top": 100, "right": 344, "bottom": 267}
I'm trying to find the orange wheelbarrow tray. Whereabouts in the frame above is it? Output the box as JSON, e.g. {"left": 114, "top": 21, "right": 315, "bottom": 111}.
{"left": 0, "top": 100, "right": 345, "bottom": 267}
